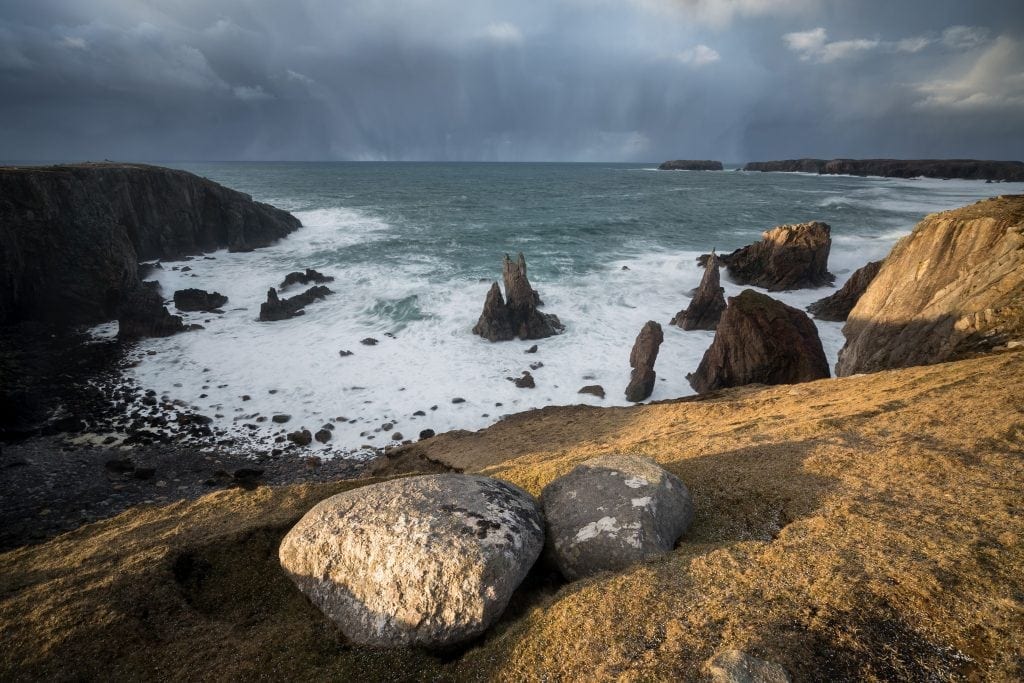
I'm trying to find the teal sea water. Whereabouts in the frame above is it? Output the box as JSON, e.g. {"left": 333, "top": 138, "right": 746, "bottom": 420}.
{"left": 104, "top": 163, "right": 1023, "bottom": 455}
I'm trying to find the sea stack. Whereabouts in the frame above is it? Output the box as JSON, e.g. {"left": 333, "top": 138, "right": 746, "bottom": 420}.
{"left": 658, "top": 160, "right": 724, "bottom": 171}
{"left": 807, "top": 260, "right": 883, "bottom": 322}
{"left": 688, "top": 289, "right": 829, "bottom": 393}
{"left": 472, "top": 253, "right": 564, "bottom": 341}
{"left": 699, "top": 221, "right": 834, "bottom": 291}
{"left": 671, "top": 252, "right": 726, "bottom": 330}
{"left": 625, "top": 321, "right": 663, "bottom": 402}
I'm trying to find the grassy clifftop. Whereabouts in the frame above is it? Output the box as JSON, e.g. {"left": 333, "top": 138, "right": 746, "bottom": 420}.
{"left": 3, "top": 350, "right": 1023, "bottom": 680}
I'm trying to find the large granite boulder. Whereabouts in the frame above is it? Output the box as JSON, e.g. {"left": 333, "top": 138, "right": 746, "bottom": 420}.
{"left": 700, "top": 221, "right": 834, "bottom": 291}
{"left": 671, "top": 252, "right": 726, "bottom": 330}
{"left": 472, "top": 253, "right": 564, "bottom": 341}
{"left": 173, "top": 288, "right": 228, "bottom": 312}
{"left": 278, "top": 474, "right": 544, "bottom": 648}
{"left": 541, "top": 455, "right": 694, "bottom": 580}
{"left": 838, "top": 195, "right": 1024, "bottom": 376}
{"left": 118, "top": 282, "right": 192, "bottom": 339}
{"left": 688, "top": 290, "right": 829, "bottom": 393}
{"left": 625, "top": 321, "right": 663, "bottom": 402}
{"left": 806, "top": 260, "right": 882, "bottom": 322}
{"left": 0, "top": 163, "right": 299, "bottom": 328}
{"left": 259, "top": 285, "right": 332, "bottom": 321}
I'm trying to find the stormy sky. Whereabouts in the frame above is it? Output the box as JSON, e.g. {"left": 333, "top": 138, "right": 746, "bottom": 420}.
{"left": 1, "top": 0, "right": 1022, "bottom": 162}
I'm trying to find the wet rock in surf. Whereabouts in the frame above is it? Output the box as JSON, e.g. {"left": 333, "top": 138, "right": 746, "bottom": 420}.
{"left": 173, "top": 288, "right": 228, "bottom": 312}
{"left": 280, "top": 268, "right": 334, "bottom": 289}
{"left": 578, "top": 385, "right": 606, "bottom": 399}
{"left": 688, "top": 289, "right": 829, "bottom": 394}
{"left": 510, "top": 371, "right": 536, "bottom": 388}
{"left": 472, "top": 253, "right": 564, "bottom": 341}
{"left": 288, "top": 429, "right": 312, "bottom": 446}
{"left": 118, "top": 282, "right": 194, "bottom": 339}
{"left": 671, "top": 252, "right": 726, "bottom": 330}
{"left": 258, "top": 285, "right": 332, "bottom": 322}
{"left": 625, "top": 321, "right": 663, "bottom": 402}
{"left": 807, "top": 259, "right": 883, "bottom": 322}
{"left": 699, "top": 221, "right": 834, "bottom": 291}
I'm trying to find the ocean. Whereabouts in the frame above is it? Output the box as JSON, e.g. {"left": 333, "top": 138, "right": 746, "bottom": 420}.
{"left": 94, "top": 162, "right": 1024, "bottom": 456}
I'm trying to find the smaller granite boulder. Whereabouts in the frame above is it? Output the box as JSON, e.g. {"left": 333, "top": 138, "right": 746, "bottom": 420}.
{"left": 279, "top": 474, "right": 544, "bottom": 648}
{"left": 173, "top": 288, "right": 228, "bottom": 312}
{"left": 541, "top": 454, "right": 694, "bottom": 580}
{"left": 625, "top": 321, "right": 664, "bottom": 402}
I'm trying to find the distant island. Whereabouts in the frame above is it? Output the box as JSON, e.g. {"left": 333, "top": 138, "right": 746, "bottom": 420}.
{"left": 741, "top": 158, "right": 1024, "bottom": 182}
{"left": 657, "top": 159, "right": 723, "bottom": 171}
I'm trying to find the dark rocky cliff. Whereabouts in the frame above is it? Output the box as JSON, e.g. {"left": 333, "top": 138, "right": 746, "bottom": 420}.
{"left": 743, "top": 158, "right": 1024, "bottom": 182}
{"left": 0, "top": 163, "right": 300, "bottom": 326}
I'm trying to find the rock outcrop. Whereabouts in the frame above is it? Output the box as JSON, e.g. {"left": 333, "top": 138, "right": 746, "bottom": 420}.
{"left": 658, "top": 160, "right": 724, "bottom": 171}
{"left": 837, "top": 195, "right": 1024, "bottom": 376}
{"left": 281, "top": 268, "right": 334, "bottom": 288}
{"left": 671, "top": 252, "right": 726, "bottom": 330}
{"left": 700, "top": 222, "right": 834, "bottom": 291}
{"left": 173, "top": 288, "right": 228, "bottom": 312}
{"left": 625, "top": 321, "right": 663, "bottom": 402}
{"left": 541, "top": 455, "right": 694, "bottom": 580}
{"left": 0, "top": 163, "right": 300, "bottom": 328}
{"left": 472, "top": 254, "right": 564, "bottom": 341}
{"left": 807, "top": 260, "right": 882, "bottom": 322}
{"left": 279, "top": 474, "right": 544, "bottom": 648}
{"left": 258, "top": 286, "right": 332, "bottom": 322}
{"left": 117, "top": 282, "right": 192, "bottom": 339}
{"left": 688, "top": 289, "right": 829, "bottom": 393}
{"left": 743, "top": 158, "right": 1024, "bottom": 182}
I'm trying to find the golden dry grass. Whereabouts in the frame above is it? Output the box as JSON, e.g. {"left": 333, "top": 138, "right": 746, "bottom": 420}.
{"left": 3, "top": 351, "right": 1024, "bottom": 681}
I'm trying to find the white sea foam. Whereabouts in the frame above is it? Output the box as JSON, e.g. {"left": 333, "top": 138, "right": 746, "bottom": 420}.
{"left": 107, "top": 178, "right": 1022, "bottom": 457}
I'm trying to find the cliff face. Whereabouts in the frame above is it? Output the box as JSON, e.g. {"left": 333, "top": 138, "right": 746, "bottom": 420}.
{"left": 837, "top": 195, "right": 1024, "bottom": 376}
{"left": 806, "top": 260, "right": 883, "bottom": 322}
{"left": 743, "top": 158, "right": 1024, "bottom": 182}
{"left": 0, "top": 163, "right": 300, "bottom": 326}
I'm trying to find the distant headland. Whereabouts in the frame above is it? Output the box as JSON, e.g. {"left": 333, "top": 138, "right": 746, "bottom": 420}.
{"left": 657, "top": 159, "right": 724, "bottom": 171}
{"left": 739, "top": 158, "right": 1024, "bottom": 182}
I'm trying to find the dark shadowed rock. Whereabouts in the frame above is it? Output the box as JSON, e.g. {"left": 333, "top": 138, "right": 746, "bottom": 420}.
{"left": 287, "top": 429, "right": 312, "bottom": 446}
{"left": 578, "top": 385, "right": 606, "bottom": 399}
{"left": 419, "top": 429, "right": 435, "bottom": 440}
{"left": 279, "top": 474, "right": 544, "bottom": 647}
{"left": 173, "top": 288, "right": 228, "bottom": 312}
{"left": 671, "top": 252, "right": 726, "bottom": 330}
{"left": 625, "top": 321, "right": 663, "bottom": 402}
{"left": 0, "top": 163, "right": 299, "bottom": 328}
{"left": 360, "top": 337, "right": 378, "bottom": 346}
{"left": 258, "top": 285, "right": 332, "bottom": 322}
{"left": 700, "top": 221, "right": 834, "bottom": 291}
{"left": 472, "top": 282, "right": 514, "bottom": 341}
{"left": 688, "top": 289, "right": 829, "bottom": 393}
{"left": 118, "top": 282, "right": 192, "bottom": 339}
{"left": 281, "top": 268, "right": 334, "bottom": 288}
{"left": 838, "top": 196, "right": 1024, "bottom": 376}
{"left": 541, "top": 455, "right": 694, "bottom": 580}
{"left": 658, "top": 160, "right": 724, "bottom": 171}
{"left": 807, "top": 260, "right": 883, "bottom": 322}
{"left": 314, "top": 429, "right": 332, "bottom": 444}
{"left": 472, "top": 254, "right": 564, "bottom": 341}
{"left": 511, "top": 371, "right": 535, "bottom": 388}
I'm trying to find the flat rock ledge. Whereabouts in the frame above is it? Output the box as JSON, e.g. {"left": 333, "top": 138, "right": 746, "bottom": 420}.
{"left": 541, "top": 454, "right": 694, "bottom": 580}
{"left": 279, "top": 474, "right": 544, "bottom": 648}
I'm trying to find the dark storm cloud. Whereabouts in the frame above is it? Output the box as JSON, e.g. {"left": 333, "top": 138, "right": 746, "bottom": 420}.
{"left": 0, "top": 0, "right": 1021, "bottom": 161}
